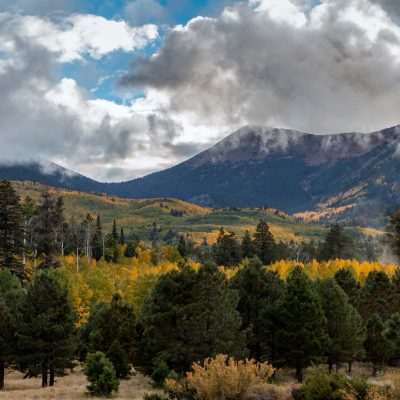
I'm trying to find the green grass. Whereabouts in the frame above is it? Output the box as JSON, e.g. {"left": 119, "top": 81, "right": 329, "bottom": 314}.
{"left": 13, "top": 181, "right": 382, "bottom": 244}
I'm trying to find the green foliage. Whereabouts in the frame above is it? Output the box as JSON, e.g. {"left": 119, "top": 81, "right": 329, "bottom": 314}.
{"left": 316, "top": 278, "right": 365, "bottom": 371}
{"left": 213, "top": 228, "right": 241, "bottom": 267}
{"left": 230, "top": 258, "right": 284, "bottom": 361}
{"left": 85, "top": 351, "right": 119, "bottom": 397}
{"left": 364, "top": 314, "right": 395, "bottom": 376}
{"left": 276, "top": 266, "right": 328, "bottom": 382}
{"left": 252, "top": 220, "right": 276, "bottom": 265}
{"left": 140, "top": 264, "right": 246, "bottom": 374}
{"left": 296, "top": 369, "right": 347, "bottom": 400}
{"left": 358, "top": 271, "right": 396, "bottom": 321}
{"left": 0, "top": 180, "right": 24, "bottom": 278}
{"left": 143, "top": 394, "right": 167, "bottom": 400}
{"left": 79, "top": 293, "right": 137, "bottom": 379}
{"left": 334, "top": 268, "right": 360, "bottom": 307}
{"left": 151, "top": 360, "right": 171, "bottom": 388}
{"left": 320, "top": 225, "right": 357, "bottom": 261}
{"left": 18, "top": 272, "right": 77, "bottom": 387}
{"left": 384, "top": 312, "right": 400, "bottom": 358}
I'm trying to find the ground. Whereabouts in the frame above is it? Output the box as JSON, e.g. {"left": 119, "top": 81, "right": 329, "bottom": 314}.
{"left": 0, "top": 368, "right": 161, "bottom": 400}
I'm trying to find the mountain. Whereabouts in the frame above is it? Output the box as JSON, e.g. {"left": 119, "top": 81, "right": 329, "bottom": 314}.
{"left": 0, "top": 160, "right": 107, "bottom": 193}
{"left": 2, "top": 125, "right": 400, "bottom": 227}
{"left": 110, "top": 125, "right": 400, "bottom": 225}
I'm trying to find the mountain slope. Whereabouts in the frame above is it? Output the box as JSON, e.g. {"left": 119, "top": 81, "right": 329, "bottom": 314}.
{"left": 110, "top": 125, "right": 400, "bottom": 218}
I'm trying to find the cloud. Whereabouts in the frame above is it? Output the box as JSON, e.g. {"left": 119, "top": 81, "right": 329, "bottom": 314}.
{"left": 124, "top": 0, "right": 170, "bottom": 26}
{"left": 0, "top": 13, "right": 158, "bottom": 62}
{"left": 0, "top": 12, "right": 195, "bottom": 181}
{"left": 121, "top": 0, "right": 400, "bottom": 134}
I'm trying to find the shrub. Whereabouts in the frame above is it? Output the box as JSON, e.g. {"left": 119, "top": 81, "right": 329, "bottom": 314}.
{"left": 152, "top": 360, "right": 172, "bottom": 388}
{"left": 296, "top": 369, "right": 347, "bottom": 400}
{"left": 168, "top": 354, "right": 275, "bottom": 400}
{"left": 107, "top": 340, "right": 130, "bottom": 379}
{"left": 85, "top": 352, "right": 119, "bottom": 397}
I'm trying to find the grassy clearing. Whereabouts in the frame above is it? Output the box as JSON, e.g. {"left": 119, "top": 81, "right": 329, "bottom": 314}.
{"left": 0, "top": 368, "right": 161, "bottom": 400}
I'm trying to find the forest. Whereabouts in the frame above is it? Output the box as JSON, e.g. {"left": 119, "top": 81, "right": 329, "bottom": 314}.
{"left": 2, "top": 179, "right": 400, "bottom": 399}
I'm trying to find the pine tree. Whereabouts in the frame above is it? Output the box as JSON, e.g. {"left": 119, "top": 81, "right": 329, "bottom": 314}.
{"left": 213, "top": 228, "right": 241, "bottom": 267}
{"left": 112, "top": 220, "right": 119, "bottom": 244}
{"left": 18, "top": 273, "right": 77, "bottom": 387}
{"left": 0, "top": 269, "right": 23, "bottom": 390}
{"left": 79, "top": 294, "right": 136, "bottom": 379}
{"left": 364, "top": 314, "right": 394, "bottom": 376}
{"left": 177, "top": 235, "right": 187, "bottom": 258}
{"left": 384, "top": 312, "right": 400, "bottom": 359}
{"left": 252, "top": 220, "right": 276, "bottom": 265}
{"left": 230, "top": 258, "right": 284, "bottom": 361}
{"left": 385, "top": 211, "right": 400, "bottom": 260}
{"left": 319, "top": 225, "right": 356, "bottom": 261}
{"left": 334, "top": 268, "right": 360, "bottom": 307}
{"left": 0, "top": 180, "right": 24, "bottom": 278}
{"left": 316, "top": 278, "right": 365, "bottom": 373}
{"left": 119, "top": 228, "right": 125, "bottom": 245}
{"left": 277, "top": 266, "right": 328, "bottom": 382}
{"left": 241, "top": 230, "right": 255, "bottom": 259}
{"left": 35, "top": 191, "right": 61, "bottom": 269}
{"left": 92, "top": 215, "right": 103, "bottom": 261}
{"left": 21, "top": 196, "right": 37, "bottom": 274}
{"left": 140, "top": 265, "right": 246, "bottom": 373}
{"left": 358, "top": 271, "right": 396, "bottom": 321}
{"left": 124, "top": 242, "right": 136, "bottom": 258}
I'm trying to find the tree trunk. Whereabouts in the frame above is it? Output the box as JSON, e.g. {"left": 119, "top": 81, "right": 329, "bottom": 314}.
{"left": 49, "top": 368, "right": 55, "bottom": 387}
{"left": 348, "top": 361, "right": 352, "bottom": 377}
{"left": 42, "top": 366, "right": 48, "bottom": 388}
{"left": 0, "top": 360, "right": 5, "bottom": 390}
{"left": 328, "top": 357, "right": 333, "bottom": 374}
{"left": 296, "top": 366, "right": 303, "bottom": 382}
{"left": 372, "top": 364, "right": 377, "bottom": 377}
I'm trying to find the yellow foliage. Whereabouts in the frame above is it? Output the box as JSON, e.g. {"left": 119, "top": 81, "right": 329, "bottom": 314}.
{"left": 169, "top": 354, "right": 275, "bottom": 400}
{"left": 269, "top": 259, "right": 398, "bottom": 282}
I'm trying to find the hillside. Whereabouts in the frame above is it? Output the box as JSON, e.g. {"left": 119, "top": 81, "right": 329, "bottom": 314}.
{"left": 13, "top": 181, "right": 381, "bottom": 244}
{"left": 3, "top": 125, "right": 400, "bottom": 227}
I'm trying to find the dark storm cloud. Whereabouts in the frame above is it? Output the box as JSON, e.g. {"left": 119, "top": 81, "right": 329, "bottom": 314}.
{"left": 121, "top": 0, "right": 400, "bottom": 134}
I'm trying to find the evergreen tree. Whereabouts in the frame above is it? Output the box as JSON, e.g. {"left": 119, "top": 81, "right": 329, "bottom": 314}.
{"left": 119, "top": 228, "right": 125, "bottom": 245}
{"left": 140, "top": 264, "right": 246, "bottom": 373}
{"left": 79, "top": 294, "right": 136, "bottom": 378}
{"left": 252, "top": 220, "right": 276, "bottom": 265}
{"left": 213, "top": 228, "right": 241, "bottom": 267}
{"left": 230, "top": 258, "right": 284, "bottom": 361}
{"left": 241, "top": 230, "right": 255, "bottom": 259}
{"left": 316, "top": 278, "right": 365, "bottom": 373}
{"left": 384, "top": 312, "right": 400, "bottom": 359}
{"left": 276, "top": 266, "right": 328, "bottom": 382}
{"left": 92, "top": 215, "right": 103, "bottom": 261}
{"left": 334, "top": 268, "right": 360, "bottom": 307}
{"left": 0, "top": 270, "right": 23, "bottom": 390}
{"left": 364, "top": 314, "right": 394, "bottom": 376}
{"left": 0, "top": 180, "right": 24, "bottom": 278}
{"left": 111, "top": 220, "right": 119, "bottom": 244}
{"left": 319, "top": 225, "right": 356, "bottom": 261}
{"left": 21, "top": 196, "right": 37, "bottom": 274}
{"left": 35, "top": 191, "right": 62, "bottom": 269}
{"left": 18, "top": 273, "right": 77, "bottom": 387}
{"left": 358, "top": 271, "right": 396, "bottom": 321}
{"left": 385, "top": 211, "right": 400, "bottom": 261}
{"left": 124, "top": 241, "right": 136, "bottom": 258}
{"left": 177, "top": 235, "right": 187, "bottom": 258}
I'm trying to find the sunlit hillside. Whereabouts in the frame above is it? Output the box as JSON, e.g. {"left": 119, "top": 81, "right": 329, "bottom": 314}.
{"left": 12, "top": 181, "right": 382, "bottom": 244}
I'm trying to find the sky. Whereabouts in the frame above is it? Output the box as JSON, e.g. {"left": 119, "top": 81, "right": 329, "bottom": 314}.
{"left": 1, "top": 0, "right": 400, "bottom": 181}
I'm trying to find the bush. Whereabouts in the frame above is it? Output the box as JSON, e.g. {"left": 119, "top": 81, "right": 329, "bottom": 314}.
{"left": 152, "top": 360, "right": 172, "bottom": 388}
{"left": 166, "top": 354, "right": 275, "bottom": 400}
{"left": 296, "top": 369, "right": 347, "bottom": 400}
{"left": 85, "top": 352, "right": 120, "bottom": 397}
{"left": 107, "top": 340, "right": 130, "bottom": 379}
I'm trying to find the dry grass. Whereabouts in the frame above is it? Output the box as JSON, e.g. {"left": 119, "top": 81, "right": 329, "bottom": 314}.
{"left": 0, "top": 368, "right": 161, "bottom": 400}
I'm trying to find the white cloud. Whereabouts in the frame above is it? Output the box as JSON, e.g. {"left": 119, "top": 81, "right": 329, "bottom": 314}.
{"left": 0, "top": 13, "right": 158, "bottom": 62}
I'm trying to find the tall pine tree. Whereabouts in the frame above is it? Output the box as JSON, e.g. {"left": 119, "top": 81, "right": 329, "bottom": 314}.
{"left": 252, "top": 220, "right": 276, "bottom": 265}
{"left": 0, "top": 180, "right": 24, "bottom": 278}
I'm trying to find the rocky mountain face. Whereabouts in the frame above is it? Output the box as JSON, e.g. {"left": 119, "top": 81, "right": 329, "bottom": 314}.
{"left": 2, "top": 125, "right": 400, "bottom": 227}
